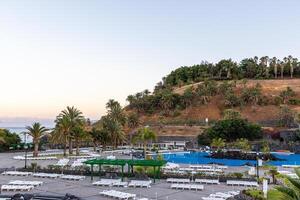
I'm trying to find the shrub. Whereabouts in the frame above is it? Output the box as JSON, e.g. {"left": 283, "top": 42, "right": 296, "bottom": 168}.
{"left": 205, "top": 118, "right": 262, "bottom": 142}
{"left": 288, "top": 98, "right": 300, "bottom": 105}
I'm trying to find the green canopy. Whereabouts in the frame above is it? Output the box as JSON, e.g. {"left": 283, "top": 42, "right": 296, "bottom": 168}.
{"left": 83, "top": 158, "right": 166, "bottom": 182}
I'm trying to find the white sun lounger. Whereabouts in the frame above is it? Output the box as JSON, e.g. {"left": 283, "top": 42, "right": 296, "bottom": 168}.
{"left": 100, "top": 190, "right": 136, "bottom": 199}
{"left": 113, "top": 182, "right": 128, "bottom": 187}
{"left": 93, "top": 179, "right": 121, "bottom": 186}
{"left": 166, "top": 178, "right": 190, "bottom": 183}
{"left": 128, "top": 180, "right": 151, "bottom": 188}
{"left": 226, "top": 180, "right": 258, "bottom": 187}
{"left": 202, "top": 197, "right": 225, "bottom": 200}
{"left": 8, "top": 180, "right": 43, "bottom": 187}
{"left": 1, "top": 185, "right": 34, "bottom": 192}
{"left": 195, "top": 179, "right": 220, "bottom": 184}
{"left": 54, "top": 158, "right": 69, "bottom": 167}
{"left": 60, "top": 175, "right": 85, "bottom": 181}
{"left": 2, "top": 171, "right": 32, "bottom": 176}
{"left": 33, "top": 173, "right": 62, "bottom": 179}
{"left": 171, "top": 184, "right": 204, "bottom": 191}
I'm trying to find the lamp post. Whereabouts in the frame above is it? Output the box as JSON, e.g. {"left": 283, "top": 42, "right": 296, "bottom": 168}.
{"left": 23, "top": 132, "right": 28, "bottom": 169}
{"left": 256, "top": 144, "right": 260, "bottom": 180}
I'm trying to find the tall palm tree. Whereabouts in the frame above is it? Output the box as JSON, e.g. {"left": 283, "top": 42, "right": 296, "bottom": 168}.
{"left": 270, "top": 57, "right": 278, "bottom": 78}
{"left": 268, "top": 168, "right": 300, "bottom": 199}
{"left": 57, "top": 106, "right": 85, "bottom": 155}
{"left": 102, "top": 116, "right": 125, "bottom": 148}
{"left": 278, "top": 59, "right": 284, "bottom": 79}
{"left": 52, "top": 116, "right": 70, "bottom": 157}
{"left": 127, "top": 113, "right": 140, "bottom": 130}
{"left": 73, "top": 125, "right": 85, "bottom": 156}
{"left": 133, "top": 127, "right": 157, "bottom": 158}
{"left": 26, "top": 122, "right": 49, "bottom": 157}
{"left": 291, "top": 57, "right": 298, "bottom": 79}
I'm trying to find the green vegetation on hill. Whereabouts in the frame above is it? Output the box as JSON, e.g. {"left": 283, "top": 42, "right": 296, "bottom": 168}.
{"left": 160, "top": 56, "right": 299, "bottom": 88}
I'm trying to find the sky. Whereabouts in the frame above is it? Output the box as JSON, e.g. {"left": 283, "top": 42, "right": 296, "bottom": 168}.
{"left": 0, "top": 0, "right": 300, "bottom": 126}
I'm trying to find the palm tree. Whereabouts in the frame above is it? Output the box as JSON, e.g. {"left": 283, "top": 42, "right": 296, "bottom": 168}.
{"left": 291, "top": 58, "right": 298, "bottom": 79}
{"left": 52, "top": 115, "right": 71, "bottom": 156}
{"left": 268, "top": 168, "right": 300, "bottom": 199}
{"left": 102, "top": 115, "right": 125, "bottom": 148}
{"left": 127, "top": 113, "right": 140, "bottom": 128}
{"left": 73, "top": 125, "right": 86, "bottom": 156}
{"left": 267, "top": 167, "right": 278, "bottom": 184}
{"left": 57, "top": 106, "right": 85, "bottom": 155}
{"left": 211, "top": 138, "right": 226, "bottom": 152}
{"left": 279, "top": 59, "right": 284, "bottom": 79}
{"left": 270, "top": 57, "right": 278, "bottom": 78}
{"left": 26, "top": 122, "right": 49, "bottom": 157}
{"left": 133, "top": 127, "right": 157, "bottom": 158}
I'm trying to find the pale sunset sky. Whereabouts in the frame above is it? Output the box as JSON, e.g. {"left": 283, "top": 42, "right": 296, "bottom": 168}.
{"left": 0, "top": 0, "right": 299, "bottom": 126}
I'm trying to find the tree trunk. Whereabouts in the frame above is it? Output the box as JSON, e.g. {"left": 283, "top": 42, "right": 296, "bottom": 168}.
{"left": 93, "top": 142, "right": 96, "bottom": 152}
{"left": 75, "top": 138, "right": 80, "bottom": 156}
{"left": 63, "top": 136, "right": 67, "bottom": 157}
{"left": 68, "top": 138, "right": 73, "bottom": 155}
{"left": 274, "top": 66, "right": 277, "bottom": 78}
{"left": 33, "top": 142, "right": 39, "bottom": 157}
{"left": 143, "top": 142, "right": 147, "bottom": 159}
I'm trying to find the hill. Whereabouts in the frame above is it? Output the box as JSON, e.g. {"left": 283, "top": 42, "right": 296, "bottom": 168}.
{"left": 126, "top": 79, "right": 300, "bottom": 138}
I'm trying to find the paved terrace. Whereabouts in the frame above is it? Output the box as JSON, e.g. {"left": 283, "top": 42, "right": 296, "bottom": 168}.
{"left": 0, "top": 151, "right": 283, "bottom": 200}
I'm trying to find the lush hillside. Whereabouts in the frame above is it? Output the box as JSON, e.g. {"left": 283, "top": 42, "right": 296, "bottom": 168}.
{"left": 128, "top": 79, "right": 300, "bottom": 126}
{"left": 126, "top": 57, "right": 300, "bottom": 133}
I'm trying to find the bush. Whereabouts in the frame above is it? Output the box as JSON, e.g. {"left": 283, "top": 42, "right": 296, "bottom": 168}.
{"left": 288, "top": 98, "right": 300, "bottom": 105}
{"left": 244, "top": 189, "right": 266, "bottom": 200}
{"left": 205, "top": 118, "right": 262, "bottom": 142}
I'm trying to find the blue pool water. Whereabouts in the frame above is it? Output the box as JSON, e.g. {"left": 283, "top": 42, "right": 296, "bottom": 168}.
{"left": 160, "top": 152, "right": 300, "bottom": 166}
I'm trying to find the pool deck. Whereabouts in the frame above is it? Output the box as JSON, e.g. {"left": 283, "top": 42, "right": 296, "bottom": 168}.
{"left": 0, "top": 151, "right": 288, "bottom": 200}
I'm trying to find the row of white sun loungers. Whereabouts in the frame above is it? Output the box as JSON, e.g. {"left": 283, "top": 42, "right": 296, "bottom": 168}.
{"left": 202, "top": 191, "right": 239, "bottom": 200}
{"left": 93, "top": 179, "right": 151, "bottom": 188}
{"left": 226, "top": 180, "right": 258, "bottom": 187}
{"left": 1, "top": 185, "right": 34, "bottom": 192}
{"left": 13, "top": 156, "right": 57, "bottom": 160}
{"left": 93, "top": 179, "right": 122, "bottom": 186}
{"left": 189, "top": 165, "right": 228, "bottom": 170}
{"left": 195, "top": 179, "right": 220, "bottom": 184}
{"left": 171, "top": 184, "right": 204, "bottom": 191}
{"left": 2, "top": 171, "right": 85, "bottom": 180}
{"left": 61, "top": 175, "right": 86, "bottom": 181}
{"left": 8, "top": 180, "right": 43, "bottom": 187}
{"left": 167, "top": 178, "right": 190, "bottom": 183}
{"left": 167, "top": 178, "right": 219, "bottom": 184}
{"left": 2, "top": 171, "right": 33, "bottom": 176}
{"left": 100, "top": 190, "right": 136, "bottom": 200}
{"left": 128, "top": 180, "right": 151, "bottom": 188}
{"left": 33, "top": 173, "right": 62, "bottom": 179}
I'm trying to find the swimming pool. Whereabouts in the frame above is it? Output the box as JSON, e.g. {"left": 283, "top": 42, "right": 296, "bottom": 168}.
{"left": 158, "top": 152, "right": 300, "bottom": 166}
